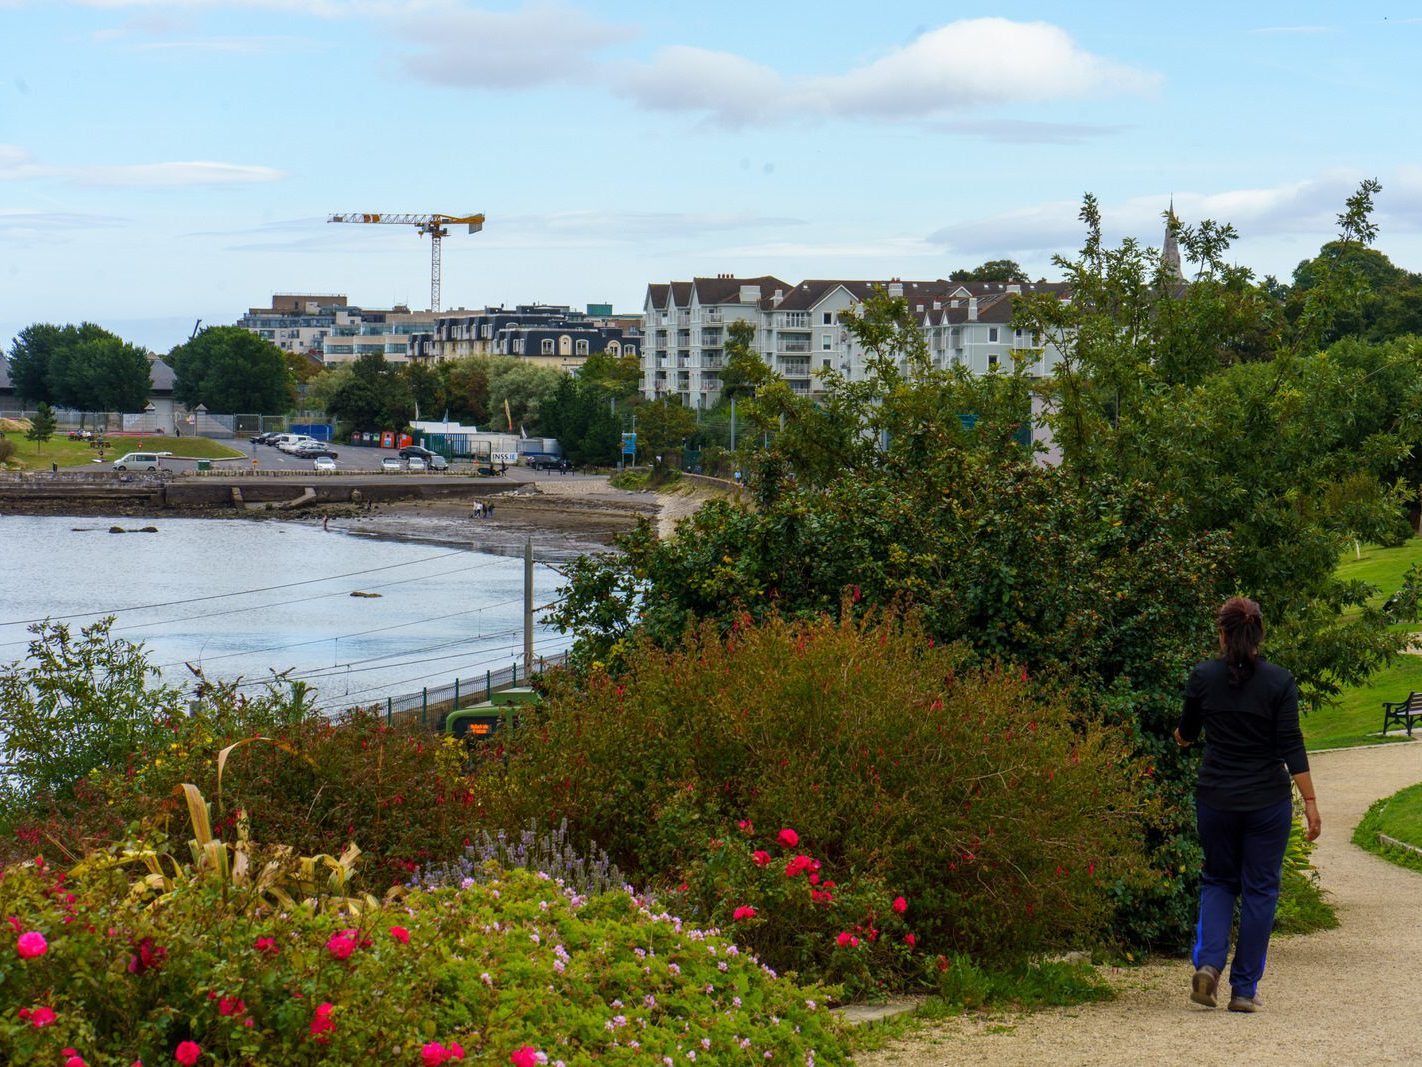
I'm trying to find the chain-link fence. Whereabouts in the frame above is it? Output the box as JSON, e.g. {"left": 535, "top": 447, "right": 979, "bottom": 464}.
{"left": 354, "top": 651, "right": 569, "bottom": 729}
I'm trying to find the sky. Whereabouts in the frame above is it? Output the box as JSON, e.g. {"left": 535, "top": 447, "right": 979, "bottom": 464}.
{"left": 3, "top": 0, "right": 1422, "bottom": 354}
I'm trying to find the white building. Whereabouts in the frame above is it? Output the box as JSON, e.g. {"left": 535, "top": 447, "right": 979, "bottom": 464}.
{"left": 640, "top": 275, "right": 1070, "bottom": 404}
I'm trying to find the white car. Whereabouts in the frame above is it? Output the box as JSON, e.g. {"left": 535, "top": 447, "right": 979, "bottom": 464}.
{"left": 313, "top": 456, "right": 337, "bottom": 472}
{"left": 112, "top": 452, "right": 172, "bottom": 471}
{"left": 381, "top": 456, "right": 402, "bottom": 472}
{"left": 278, "top": 435, "right": 319, "bottom": 454}
{"left": 406, "top": 457, "right": 426, "bottom": 471}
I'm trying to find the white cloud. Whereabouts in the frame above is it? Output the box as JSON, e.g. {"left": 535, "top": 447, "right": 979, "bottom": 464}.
{"left": 395, "top": 2, "right": 635, "bottom": 89}
{"left": 0, "top": 144, "right": 285, "bottom": 186}
{"left": 614, "top": 18, "right": 1157, "bottom": 127}
{"left": 926, "top": 170, "right": 1420, "bottom": 258}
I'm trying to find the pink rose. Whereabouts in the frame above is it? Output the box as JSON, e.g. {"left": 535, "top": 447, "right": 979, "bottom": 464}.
{"left": 835, "top": 931, "right": 859, "bottom": 948}
{"left": 16, "top": 931, "right": 47, "bottom": 958}
{"left": 174, "top": 1042, "right": 201, "bottom": 1066}
{"left": 777, "top": 828, "right": 799, "bottom": 848}
{"left": 310, "top": 1002, "right": 336, "bottom": 1042}
{"left": 732, "top": 906, "right": 757, "bottom": 921}
{"left": 892, "top": 896, "right": 907, "bottom": 914}
{"left": 448, "top": 1045, "right": 465, "bottom": 1061}
{"left": 389, "top": 925, "right": 410, "bottom": 944}
{"left": 422, "top": 1044, "right": 449, "bottom": 1067}
{"left": 254, "top": 937, "right": 278, "bottom": 956}
{"left": 65, "top": 1057, "right": 86, "bottom": 1067}
{"left": 25, "top": 1005, "right": 56, "bottom": 1027}
{"left": 751, "top": 850, "right": 772, "bottom": 867}
{"left": 509, "top": 1047, "right": 539, "bottom": 1067}
{"left": 326, "top": 932, "right": 356, "bottom": 960}
{"left": 905, "top": 932, "right": 917, "bottom": 947}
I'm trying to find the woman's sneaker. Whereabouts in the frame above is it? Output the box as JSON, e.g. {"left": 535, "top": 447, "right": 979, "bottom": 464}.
{"left": 1227, "top": 991, "right": 1261, "bottom": 1013}
{"left": 1190, "top": 965, "right": 1220, "bottom": 1007}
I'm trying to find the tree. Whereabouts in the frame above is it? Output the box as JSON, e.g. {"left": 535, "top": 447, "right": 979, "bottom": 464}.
{"left": 437, "top": 358, "right": 491, "bottom": 425}
{"left": 577, "top": 351, "right": 642, "bottom": 400}
{"left": 401, "top": 360, "right": 446, "bottom": 421}
{"left": 325, "top": 353, "right": 414, "bottom": 432}
{"left": 167, "top": 326, "right": 292, "bottom": 414}
{"left": 6, "top": 323, "right": 66, "bottom": 404}
{"left": 45, "top": 325, "right": 151, "bottom": 416}
{"left": 24, "top": 401, "right": 55, "bottom": 449}
{"left": 949, "top": 258, "right": 1028, "bottom": 283}
{"left": 718, "top": 320, "right": 773, "bottom": 400}
{"left": 484, "top": 358, "right": 563, "bottom": 433}
{"left": 629, "top": 397, "right": 697, "bottom": 467}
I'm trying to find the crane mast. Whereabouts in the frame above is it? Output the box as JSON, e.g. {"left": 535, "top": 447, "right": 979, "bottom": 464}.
{"left": 327, "top": 212, "right": 486, "bottom": 312}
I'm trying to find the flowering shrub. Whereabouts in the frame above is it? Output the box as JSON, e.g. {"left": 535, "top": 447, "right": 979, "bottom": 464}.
{"left": 412, "top": 819, "right": 626, "bottom": 898}
{"left": 65, "top": 708, "right": 474, "bottom": 893}
{"left": 478, "top": 610, "right": 1155, "bottom": 975}
{"left": 0, "top": 860, "right": 847, "bottom": 1064}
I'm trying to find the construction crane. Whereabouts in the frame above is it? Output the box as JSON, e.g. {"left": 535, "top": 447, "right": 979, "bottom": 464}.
{"left": 327, "top": 212, "right": 485, "bottom": 313}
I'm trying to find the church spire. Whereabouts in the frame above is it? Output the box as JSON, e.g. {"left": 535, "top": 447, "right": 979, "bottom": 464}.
{"left": 1162, "top": 197, "right": 1186, "bottom": 282}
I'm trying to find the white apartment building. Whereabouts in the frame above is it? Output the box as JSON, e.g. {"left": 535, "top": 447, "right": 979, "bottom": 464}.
{"left": 320, "top": 307, "right": 443, "bottom": 365}
{"left": 641, "top": 275, "right": 1069, "bottom": 404}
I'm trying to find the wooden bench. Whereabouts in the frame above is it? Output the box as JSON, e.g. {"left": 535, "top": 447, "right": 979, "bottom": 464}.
{"left": 1382, "top": 691, "right": 1422, "bottom": 738}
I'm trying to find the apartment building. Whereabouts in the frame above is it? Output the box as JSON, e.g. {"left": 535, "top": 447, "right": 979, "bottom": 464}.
{"left": 320, "top": 307, "right": 444, "bottom": 365}
{"left": 237, "top": 294, "right": 347, "bottom": 356}
{"left": 426, "top": 304, "right": 639, "bottom": 371}
{"left": 640, "top": 275, "right": 1069, "bottom": 404}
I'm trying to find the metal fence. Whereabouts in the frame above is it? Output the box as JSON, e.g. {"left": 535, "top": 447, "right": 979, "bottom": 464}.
{"left": 366, "top": 651, "right": 570, "bottom": 728}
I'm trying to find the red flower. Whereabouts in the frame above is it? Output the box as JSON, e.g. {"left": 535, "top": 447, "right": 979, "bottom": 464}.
{"left": 218, "top": 996, "right": 246, "bottom": 1017}
{"left": 389, "top": 925, "right": 411, "bottom": 944}
{"left": 16, "top": 931, "right": 47, "bottom": 958}
{"left": 835, "top": 931, "right": 859, "bottom": 948}
{"left": 128, "top": 937, "right": 167, "bottom": 975}
{"left": 777, "top": 828, "right": 799, "bottom": 848}
{"left": 326, "top": 932, "right": 357, "bottom": 960}
{"left": 423, "top": 1043, "right": 449, "bottom": 1067}
{"left": 891, "top": 896, "right": 907, "bottom": 914}
{"left": 751, "top": 850, "right": 772, "bottom": 867}
{"left": 784, "top": 855, "right": 816, "bottom": 878}
{"left": 905, "top": 932, "right": 917, "bottom": 947}
{"left": 310, "top": 1002, "right": 336, "bottom": 1043}
{"left": 174, "top": 1041, "right": 202, "bottom": 1066}
{"left": 737, "top": 819, "right": 754, "bottom": 833}
{"left": 65, "top": 1057, "right": 86, "bottom": 1067}
{"left": 254, "top": 936, "right": 278, "bottom": 956}
{"left": 732, "top": 906, "right": 757, "bottom": 921}
{"left": 22, "top": 1005, "right": 56, "bottom": 1027}
{"left": 509, "top": 1047, "right": 538, "bottom": 1067}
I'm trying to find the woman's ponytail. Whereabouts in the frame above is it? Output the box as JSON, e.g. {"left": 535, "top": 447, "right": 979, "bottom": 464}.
{"left": 1217, "top": 596, "right": 1264, "bottom": 687}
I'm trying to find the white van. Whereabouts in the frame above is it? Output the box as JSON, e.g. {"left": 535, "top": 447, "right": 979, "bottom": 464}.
{"left": 275, "top": 434, "right": 318, "bottom": 453}
{"left": 112, "top": 452, "right": 170, "bottom": 471}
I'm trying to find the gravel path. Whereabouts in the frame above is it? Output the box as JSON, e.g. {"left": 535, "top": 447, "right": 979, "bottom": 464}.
{"left": 859, "top": 741, "right": 1422, "bottom": 1067}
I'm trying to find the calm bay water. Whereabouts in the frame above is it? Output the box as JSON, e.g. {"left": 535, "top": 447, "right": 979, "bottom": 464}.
{"left": 0, "top": 515, "right": 569, "bottom": 710}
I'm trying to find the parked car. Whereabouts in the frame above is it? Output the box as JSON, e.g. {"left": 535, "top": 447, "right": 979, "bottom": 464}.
{"left": 112, "top": 452, "right": 171, "bottom": 471}
{"left": 278, "top": 435, "right": 320, "bottom": 454}
{"left": 406, "top": 457, "right": 426, "bottom": 471}
{"left": 251, "top": 431, "right": 280, "bottom": 444}
{"left": 313, "top": 456, "right": 337, "bottom": 472}
{"left": 380, "top": 456, "right": 402, "bottom": 472}
{"left": 427, "top": 454, "right": 449, "bottom": 471}
{"left": 399, "top": 445, "right": 437, "bottom": 461}
{"left": 293, "top": 443, "right": 338, "bottom": 459}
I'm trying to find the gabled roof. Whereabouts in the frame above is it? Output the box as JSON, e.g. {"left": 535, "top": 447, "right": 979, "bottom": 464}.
{"left": 690, "top": 275, "right": 791, "bottom": 306}
{"left": 771, "top": 279, "right": 945, "bottom": 312}
{"left": 668, "top": 282, "right": 692, "bottom": 309}
{"left": 646, "top": 284, "right": 669, "bottom": 309}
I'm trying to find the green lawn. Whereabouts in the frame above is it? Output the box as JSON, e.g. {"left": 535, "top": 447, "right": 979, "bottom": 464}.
{"left": 1335, "top": 538, "right": 1422, "bottom": 608}
{"left": 1, "top": 432, "right": 243, "bottom": 469}
{"left": 1304, "top": 653, "right": 1422, "bottom": 750}
{"left": 1353, "top": 782, "right": 1422, "bottom": 875}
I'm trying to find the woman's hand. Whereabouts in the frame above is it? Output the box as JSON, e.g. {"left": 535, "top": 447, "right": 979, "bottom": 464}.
{"left": 1303, "top": 798, "right": 1322, "bottom": 841}
{"left": 1173, "top": 727, "right": 1191, "bottom": 748}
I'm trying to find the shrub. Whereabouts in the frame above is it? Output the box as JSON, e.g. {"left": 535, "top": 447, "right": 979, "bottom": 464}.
{"left": 476, "top": 609, "right": 1155, "bottom": 977}
{"left": 0, "top": 856, "right": 848, "bottom": 1065}
{"left": 0, "top": 436, "right": 16, "bottom": 464}
{"left": 413, "top": 819, "right": 627, "bottom": 897}
{"left": 84, "top": 707, "right": 475, "bottom": 893}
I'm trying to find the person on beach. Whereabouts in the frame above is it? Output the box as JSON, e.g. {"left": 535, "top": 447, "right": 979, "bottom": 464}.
{"left": 1174, "top": 596, "right": 1322, "bottom": 1013}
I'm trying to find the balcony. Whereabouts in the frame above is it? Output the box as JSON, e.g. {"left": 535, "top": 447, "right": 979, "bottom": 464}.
{"left": 703, "top": 308, "right": 723, "bottom": 323}
{"left": 676, "top": 313, "right": 690, "bottom": 327}
{"left": 700, "top": 330, "right": 722, "bottom": 345}
{"left": 777, "top": 341, "right": 812, "bottom": 354}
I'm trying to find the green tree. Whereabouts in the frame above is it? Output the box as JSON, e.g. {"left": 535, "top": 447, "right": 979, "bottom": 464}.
{"left": 950, "top": 258, "right": 1028, "bottom": 283}
{"left": 632, "top": 396, "right": 697, "bottom": 466}
{"left": 400, "top": 360, "right": 446, "bottom": 421}
{"left": 167, "top": 326, "right": 292, "bottom": 414}
{"left": 718, "top": 319, "right": 773, "bottom": 400}
{"left": 303, "top": 364, "right": 353, "bottom": 417}
{"left": 6, "top": 323, "right": 66, "bottom": 404}
{"left": 46, "top": 326, "right": 151, "bottom": 416}
{"left": 577, "top": 351, "right": 642, "bottom": 400}
{"left": 324, "top": 353, "right": 414, "bottom": 432}
{"left": 484, "top": 357, "right": 564, "bottom": 433}
{"left": 24, "top": 401, "right": 55, "bottom": 449}
{"left": 437, "top": 358, "right": 491, "bottom": 425}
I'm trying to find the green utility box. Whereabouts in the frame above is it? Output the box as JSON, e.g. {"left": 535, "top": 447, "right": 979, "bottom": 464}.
{"left": 490, "top": 687, "right": 541, "bottom": 707}
{"left": 196, "top": 459, "right": 211, "bottom": 472}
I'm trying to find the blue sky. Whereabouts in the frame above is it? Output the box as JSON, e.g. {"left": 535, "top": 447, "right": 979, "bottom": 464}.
{"left": 3, "top": 0, "right": 1421, "bottom": 353}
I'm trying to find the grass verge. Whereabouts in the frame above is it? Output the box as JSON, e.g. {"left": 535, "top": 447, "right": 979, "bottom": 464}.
{"left": 0, "top": 432, "right": 244, "bottom": 469}
{"left": 845, "top": 958, "right": 1113, "bottom": 1054}
{"left": 1352, "top": 781, "right": 1422, "bottom": 876}
{"left": 1304, "top": 653, "right": 1422, "bottom": 750}
{"left": 1274, "top": 868, "right": 1340, "bottom": 934}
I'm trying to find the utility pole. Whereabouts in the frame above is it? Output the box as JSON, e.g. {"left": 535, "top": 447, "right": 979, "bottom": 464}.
{"left": 730, "top": 396, "right": 737, "bottom": 451}
{"left": 523, "top": 537, "right": 534, "bottom": 678}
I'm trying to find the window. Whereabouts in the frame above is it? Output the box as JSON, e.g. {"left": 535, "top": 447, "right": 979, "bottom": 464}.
{"left": 822, "top": 334, "right": 832, "bottom": 351}
{"left": 575, "top": 339, "right": 589, "bottom": 355}
{"left": 541, "top": 339, "right": 555, "bottom": 355}
{"left": 822, "top": 312, "right": 833, "bottom": 325}
{"left": 1014, "top": 328, "right": 1024, "bottom": 340}
{"left": 822, "top": 358, "right": 833, "bottom": 369}
{"left": 988, "top": 327, "right": 1000, "bottom": 343}
{"left": 988, "top": 353, "right": 1000, "bottom": 370}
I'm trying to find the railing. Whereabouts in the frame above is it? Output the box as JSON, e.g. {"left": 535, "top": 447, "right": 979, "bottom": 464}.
{"left": 777, "top": 342, "right": 812, "bottom": 353}
{"left": 370, "top": 651, "right": 570, "bottom": 728}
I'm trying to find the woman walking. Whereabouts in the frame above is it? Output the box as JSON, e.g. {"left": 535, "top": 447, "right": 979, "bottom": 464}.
{"left": 1174, "top": 596, "right": 1322, "bottom": 1013}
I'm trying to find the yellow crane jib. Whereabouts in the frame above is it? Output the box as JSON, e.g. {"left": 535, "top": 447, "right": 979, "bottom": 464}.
{"left": 327, "top": 212, "right": 486, "bottom": 312}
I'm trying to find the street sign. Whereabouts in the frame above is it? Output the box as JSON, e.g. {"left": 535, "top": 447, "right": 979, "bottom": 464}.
{"left": 621, "top": 432, "right": 637, "bottom": 456}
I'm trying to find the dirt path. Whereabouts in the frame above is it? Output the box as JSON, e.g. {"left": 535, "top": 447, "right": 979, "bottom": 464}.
{"left": 859, "top": 741, "right": 1422, "bottom": 1066}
